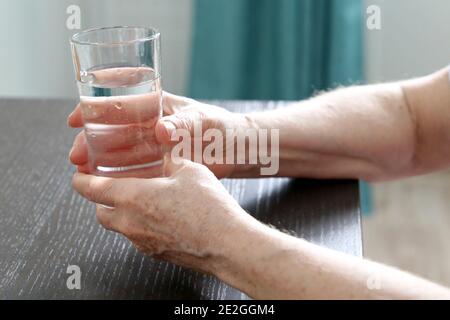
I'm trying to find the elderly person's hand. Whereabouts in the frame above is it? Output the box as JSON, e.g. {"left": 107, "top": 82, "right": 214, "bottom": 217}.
{"left": 71, "top": 157, "right": 261, "bottom": 274}
{"left": 68, "top": 92, "right": 257, "bottom": 178}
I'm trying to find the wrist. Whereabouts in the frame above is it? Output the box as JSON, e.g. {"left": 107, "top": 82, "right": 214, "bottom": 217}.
{"left": 228, "top": 112, "right": 277, "bottom": 178}
{"left": 210, "top": 222, "right": 265, "bottom": 296}
{"left": 207, "top": 209, "right": 296, "bottom": 298}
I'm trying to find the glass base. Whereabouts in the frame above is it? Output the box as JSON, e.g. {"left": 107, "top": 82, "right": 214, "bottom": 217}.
{"left": 93, "top": 159, "right": 164, "bottom": 178}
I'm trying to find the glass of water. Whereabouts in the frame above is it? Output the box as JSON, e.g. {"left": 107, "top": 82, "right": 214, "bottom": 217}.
{"left": 70, "top": 26, "right": 163, "bottom": 178}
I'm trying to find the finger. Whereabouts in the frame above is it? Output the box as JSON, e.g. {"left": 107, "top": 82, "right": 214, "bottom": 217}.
{"left": 89, "top": 141, "right": 163, "bottom": 167}
{"left": 162, "top": 91, "right": 194, "bottom": 115}
{"left": 70, "top": 131, "right": 88, "bottom": 165}
{"left": 91, "top": 67, "right": 154, "bottom": 87}
{"left": 85, "top": 119, "right": 158, "bottom": 151}
{"left": 70, "top": 69, "right": 162, "bottom": 127}
{"left": 155, "top": 110, "right": 201, "bottom": 145}
{"left": 77, "top": 164, "right": 91, "bottom": 174}
{"left": 74, "top": 141, "right": 164, "bottom": 177}
{"left": 80, "top": 92, "right": 161, "bottom": 125}
{"left": 68, "top": 103, "right": 83, "bottom": 128}
{"left": 97, "top": 204, "right": 147, "bottom": 236}
{"left": 72, "top": 173, "right": 126, "bottom": 207}
{"left": 155, "top": 119, "right": 176, "bottom": 145}
{"left": 95, "top": 204, "right": 124, "bottom": 232}
{"left": 72, "top": 172, "right": 165, "bottom": 207}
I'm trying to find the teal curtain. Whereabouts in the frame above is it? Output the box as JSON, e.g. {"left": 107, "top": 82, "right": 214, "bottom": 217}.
{"left": 189, "top": 0, "right": 372, "bottom": 215}
{"left": 190, "top": 0, "right": 363, "bottom": 100}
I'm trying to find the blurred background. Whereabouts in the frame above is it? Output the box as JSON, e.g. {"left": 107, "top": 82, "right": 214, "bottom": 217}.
{"left": 1, "top": 0, "right": 449, "bottom": 286}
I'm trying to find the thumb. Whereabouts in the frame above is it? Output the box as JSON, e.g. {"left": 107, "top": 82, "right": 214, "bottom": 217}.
{"left": 155, "top": 111, "right": 201, "bottom": 145}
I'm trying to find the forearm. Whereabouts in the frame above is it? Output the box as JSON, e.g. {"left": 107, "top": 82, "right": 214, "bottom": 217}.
{"left": 213, "top": 221, "right": 450, "bottom": 299}
{"left": 236, "top": 68, "right": 450, "bottom": 181}
{"left": 242, "top": 83, "right": 416, "bottom": 181}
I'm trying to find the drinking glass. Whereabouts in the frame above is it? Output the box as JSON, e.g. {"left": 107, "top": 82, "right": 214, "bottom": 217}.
{"left": 70, "top": 26, "right": 163, "bottom": 178}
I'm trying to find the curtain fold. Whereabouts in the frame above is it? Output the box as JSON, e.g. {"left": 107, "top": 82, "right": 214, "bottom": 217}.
{"left": 190, "top": 0, "right": 364, "bottom": 100}
{"left": 190, "top": 0, "right": 371, "bottom": 215}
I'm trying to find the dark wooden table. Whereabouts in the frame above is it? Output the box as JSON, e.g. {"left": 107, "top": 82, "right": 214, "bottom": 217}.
{"left": 0, "top": 98, "right": 362, "bottom": 299}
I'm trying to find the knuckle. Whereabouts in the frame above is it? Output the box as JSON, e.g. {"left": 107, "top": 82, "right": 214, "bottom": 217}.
{"left": 117, "top": 219, "right": 135, "bottom": 236}
{"left": 84, "top": 179, "right": 96, "bottom": 200}
{"left": 98, "top": 180, "right": 115, "bottom": 202}
{"left": 180, "top": 161, "right": 209, "bottom": 177}
{"left": 179, "top": 159, "right": 200, "bottom": 171}
{"left": 96, "top": 209, "right": 113, "bottom": 230}
{"left": 87, "top": 179, "right": 115, "bottom": 204}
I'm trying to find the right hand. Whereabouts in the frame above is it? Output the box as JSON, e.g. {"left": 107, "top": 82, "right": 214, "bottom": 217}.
{"left": 71, "top": 157, "right": 262, "bottom": 277}
{"left": 68, "top": 92, "right": 255, "bottom": 178}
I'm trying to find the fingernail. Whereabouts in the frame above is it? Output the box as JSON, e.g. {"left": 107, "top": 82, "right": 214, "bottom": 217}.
{"left": 162, "top": 121, "right": 176, "bottom": 139}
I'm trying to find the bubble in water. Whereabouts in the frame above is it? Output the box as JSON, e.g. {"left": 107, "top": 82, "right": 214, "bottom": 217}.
{"left": 80, "top": 70, "right": 95, "bottom": 83}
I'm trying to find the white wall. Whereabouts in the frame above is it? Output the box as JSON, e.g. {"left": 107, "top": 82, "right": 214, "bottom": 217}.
{"left": 364, "top": 0, "right": 450, "bottom": 83}
{"left": 0, "top": 0, "right": 193, "bottom": 98}
{"left": 82, "top": 0, "right": 193, "bottom": 96}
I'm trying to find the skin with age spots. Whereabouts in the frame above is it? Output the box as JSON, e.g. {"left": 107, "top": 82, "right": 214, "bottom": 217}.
{"left": 69, "top": 67, "right": 450, "bottom": 299}
{"left": 72, "top": 157, "right": 259, "bottom": 274}
{"left": 70, "top": 92, "right": 250, "bottom": 178}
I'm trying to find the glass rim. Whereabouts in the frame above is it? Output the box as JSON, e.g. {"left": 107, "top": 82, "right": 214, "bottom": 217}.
{"left": 70, "top": 26, "right": 160, "bottom": 46}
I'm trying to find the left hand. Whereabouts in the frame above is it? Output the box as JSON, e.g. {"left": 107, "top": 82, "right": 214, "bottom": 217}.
{"left": 71, "top": 157, "right": 260, "bottom": 273}
{"left": 68, "top": 92, "right": 256, "bottom": 178}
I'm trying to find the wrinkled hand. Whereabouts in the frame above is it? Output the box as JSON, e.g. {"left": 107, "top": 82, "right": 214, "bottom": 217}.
{"left": 68, "top": 92, "right": 253, "bottom": 178}
{"left": 71, "top": 157, "right": 258, "bottom": 273}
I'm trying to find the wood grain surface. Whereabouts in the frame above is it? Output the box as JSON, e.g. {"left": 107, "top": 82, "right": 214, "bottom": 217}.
{"left": 0, "top": 98, "right": 361, "bottom": 299}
